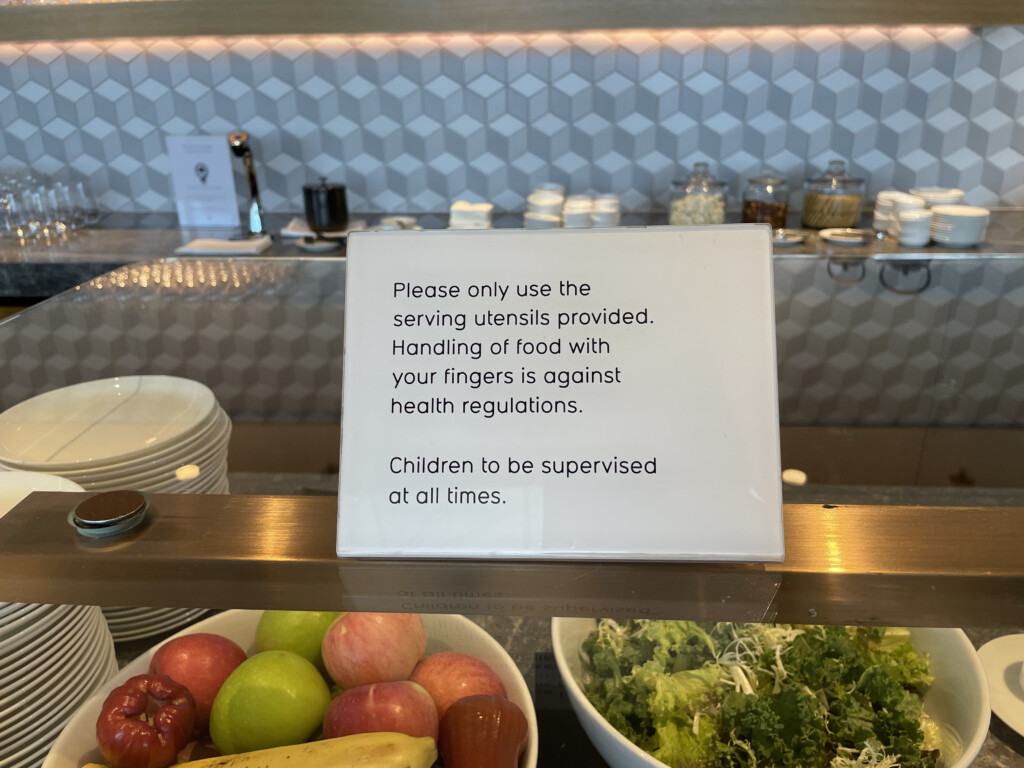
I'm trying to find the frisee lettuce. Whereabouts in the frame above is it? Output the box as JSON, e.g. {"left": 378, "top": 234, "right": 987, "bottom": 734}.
{"left": 580, "top": 620, "right": 946, "bottom": 768}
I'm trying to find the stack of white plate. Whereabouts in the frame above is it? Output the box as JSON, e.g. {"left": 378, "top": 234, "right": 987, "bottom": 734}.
{"left": 0, "top": 376, "right": 231, "bottom": 495}
{"left": 0, "top": 473, "right": 117, "bottom": 768}
{"left": 0, "top": 604, "right": 117, "bottom": 768}
{"left": 100, "top": 606, "right": 210, "bottom": 643}
{"left": 909, "top": 187, "right": 966, "bottom": 207}
{"left": 930, "top": 205, "right": 990, "bottom": 247}
{"left": 0, "top": 375, "right": 231, "bottom": 641}
{"left": 873, "top": 190, "right": 924, "bottom": 233}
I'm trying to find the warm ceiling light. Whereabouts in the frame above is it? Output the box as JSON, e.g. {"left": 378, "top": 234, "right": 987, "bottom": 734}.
{"left": 175, "top": 464, "right": 201, "bottom": 481}
{"left": 781, "top": 468, "right": 807, "bottom": 486}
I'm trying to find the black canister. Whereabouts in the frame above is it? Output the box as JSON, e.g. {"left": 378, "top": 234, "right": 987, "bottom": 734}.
{"left": 303, "top": 177, "right": 349, "bottom": 237}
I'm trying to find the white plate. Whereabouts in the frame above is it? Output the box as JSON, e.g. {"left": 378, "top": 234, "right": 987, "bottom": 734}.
{"left": 819, "top": 228, "right": 876, "bottom": 246}
{"left": 931, "top": 205, "right": 989, "bottom": 218}
{"left": 279, "top": 216, "right": 367, "bottom": 240}
{"left": 0, "top": 604, "right": 66, "bottom": 647}
{"left": 102, "top": 607, "right": 198, "bottom": 627}
{"left": 771, "top": 229, "right": 806, "bottom": 246}
{"left": 34, "top": 407, "right": 230, "bottom": 481}
{"left": 102, "top": 605, "right": 177, "bottom": 618}
{"left": 0, "top": 612, "right": 104, "bottom": 711}
{"left": 932, "top": 239, "right": 984, "bottom": 248}
{"left": 0, "top": 637, "right": 112, "bottom": 759}
{"left": 910, "top": 187, "right": 964, "bottom": 199}
{"left": 552, "top": 619, "right": 989, "bottom": 768}
{"left": 0, "top": 615, "right": 106, "bottom": 732}
{"left": 0, "top": 603, "right": 48, "bottom": 632}
{"left": 104, "top": 608, "right": 212, "bottom": 643}
{"left": 0, "top": 377, "right": 216, "bottom": 469}
{"left": 44, "top": 610, "right": 537, "bottom": 768}
{"left": 977, "top": 634, "right": 1024, "bottom": 737}
{"left": 931, "top": 222, "right": 988, "bottom": 230}
{"left": 0, "top": 606, "right": 96, "bottom": 680}
{"left": 0, "top": 609, "right": 104, "bottom": 696}
{"left": 296, "top": 238, "right": 342, "bottom": 253}
{"left": 0, "top": 606, "right": 83, "bottom": 660}
{"left": 0, "top": 603, "right": 34, "bottom": 619}
{"left": 0, "top": 622, "right": 112, "bottom": 751}
{"left": 81, "top": 446, "right": 229, "bottom": 491}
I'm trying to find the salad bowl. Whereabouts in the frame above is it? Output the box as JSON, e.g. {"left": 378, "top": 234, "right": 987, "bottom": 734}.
{"left": 552, "top": 618, "right": 989, "bottom": 768}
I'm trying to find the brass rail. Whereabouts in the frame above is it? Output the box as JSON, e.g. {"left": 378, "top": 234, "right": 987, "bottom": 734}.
{"left": 0, "top": 492, "right": 1019, "bottom": 627}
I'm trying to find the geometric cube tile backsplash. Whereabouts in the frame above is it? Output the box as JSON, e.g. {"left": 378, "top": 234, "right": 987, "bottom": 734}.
{"left": 1, "top": 25, "right": 1023, "bottom": 213}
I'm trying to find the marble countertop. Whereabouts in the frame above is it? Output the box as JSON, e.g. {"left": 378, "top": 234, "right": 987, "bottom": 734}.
{"left": 1, "top": 210, "right": 1022, "bottom": 302}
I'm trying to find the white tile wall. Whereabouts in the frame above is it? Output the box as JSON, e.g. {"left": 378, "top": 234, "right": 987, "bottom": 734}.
{"left": 1, "top": 26, "right": 1022, "bottom": 213}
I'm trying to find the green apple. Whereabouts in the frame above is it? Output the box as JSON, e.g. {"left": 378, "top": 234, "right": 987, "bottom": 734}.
{"left": 209, "top": 650, "right": 331, "bottom": 754}
{"left": 254, "top": 610, "right": 340, "bottom": 674}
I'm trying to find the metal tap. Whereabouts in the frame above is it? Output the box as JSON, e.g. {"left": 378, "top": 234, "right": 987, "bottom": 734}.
{"left": 228, "top": 130, "right": 266, "bottom": 236}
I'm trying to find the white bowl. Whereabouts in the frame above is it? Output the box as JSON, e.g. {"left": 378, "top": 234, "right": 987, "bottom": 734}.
{"left": 43, "top": 610, "right": 538, "bottom": 768}
{"left": 552, "top": 618, "right": 989, "bottom": 768}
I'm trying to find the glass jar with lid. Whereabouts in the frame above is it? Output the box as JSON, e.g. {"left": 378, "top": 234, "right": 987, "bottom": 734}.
{"left": 668, "top": 162, "right": 727, "bottom": 226}
{"left": 741, "top": 170, "right": 788, "bottom": 229}
{"left": 801, "top": 159, "right": 865, "bottom": 229}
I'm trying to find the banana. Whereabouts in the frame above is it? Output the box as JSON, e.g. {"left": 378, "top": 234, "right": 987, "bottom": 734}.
{"left": 165, "top": 733, "right": 436, "bottom": 768}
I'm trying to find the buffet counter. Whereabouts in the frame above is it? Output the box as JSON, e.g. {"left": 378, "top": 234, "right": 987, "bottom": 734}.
{"left": 0, "top": 248, "right": 1022, "bottom": 768}
{"left": 1, "top": 210, "right": 1022, "bottom": 303}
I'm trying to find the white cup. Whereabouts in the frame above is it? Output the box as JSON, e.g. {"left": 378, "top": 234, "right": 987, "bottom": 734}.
{"left": 527, "top": 191, "right": 564, "bottom": 216}
{"left": 532, "top": 182, "right": 565, "bottom": 197}
{"left": 897, "top": 209, "right": 932, "bottom": 247}
{"left": 562, "top": 195, "right": 593, "bottom": 228}
{"left": 524, "top": 212, "right": 561, "bottom": 229}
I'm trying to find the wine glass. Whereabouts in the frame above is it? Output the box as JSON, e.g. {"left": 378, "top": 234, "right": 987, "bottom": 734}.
{"left": 74, "top": 182, "right": 101, "bottom": 227}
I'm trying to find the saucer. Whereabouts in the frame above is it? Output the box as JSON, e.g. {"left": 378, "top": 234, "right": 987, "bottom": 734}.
{"left": 772, "top": 229, "right": 807, "bottom": 246}
{"left": 819, "top": 228, "right": 881, "bottom": 246}
{"left": 296, "top": 237, "right": 341, "bottom": 253}
{"left": 976, "top": 634, "right": 1024, "bottom": 737}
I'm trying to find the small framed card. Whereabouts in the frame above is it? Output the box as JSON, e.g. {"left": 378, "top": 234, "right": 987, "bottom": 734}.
{"left": 167, "top": 135, "right": 240, "bottom": 229}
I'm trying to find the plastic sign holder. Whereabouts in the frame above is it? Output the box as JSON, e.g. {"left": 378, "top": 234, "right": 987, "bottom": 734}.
{"left": 338, "top": 226, "right": 782, "bottom": 560}
{"left": 166, "top": 135, "right": 240, "bottom": 229}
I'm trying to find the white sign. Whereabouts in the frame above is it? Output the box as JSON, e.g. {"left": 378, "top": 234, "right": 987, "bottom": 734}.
{"left": 338, "top": 226, "right": 783, "bottom": 561}
{"left": 166, "top": 135, "right": 240, "bottom": 229}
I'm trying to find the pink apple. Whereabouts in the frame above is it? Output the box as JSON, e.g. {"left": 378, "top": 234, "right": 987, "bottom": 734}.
{"left": 321, "top": 612, "right": 426, "bottom": 689}
{"left": 409, "top": 651, "right": 507, "bottom": 720}
{"left": 149, "top": 632, "right": 249, "bottom": 736}
{"left": 322, "top": 681, "right": 438, "bottom": 741}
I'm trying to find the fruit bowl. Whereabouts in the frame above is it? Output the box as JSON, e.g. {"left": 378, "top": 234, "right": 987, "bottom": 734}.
{"left": 552, "top": 618, "right": 989, "bottom": 768}
{"left": 43, "top": 610, "right": 538, "bottom": 768}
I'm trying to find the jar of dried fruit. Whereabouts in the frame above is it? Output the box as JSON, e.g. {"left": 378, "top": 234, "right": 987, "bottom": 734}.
{"left": 801, "top": 160, "right": 864, "bottom": 228}
{"left": 741, "top": 171, "right": 789, "bottom": 229}
{"left": 669, "top": 163, "right": 727, "bottom": 226}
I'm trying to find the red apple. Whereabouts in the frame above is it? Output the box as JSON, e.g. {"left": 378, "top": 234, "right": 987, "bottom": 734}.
{"left": 322, "top": 681, "right": 438, "bottom": 741}
{"left": 409, "top": 651, "right": 507, "bottom": 720}
{"left": 148, "top": 632, "right": 248, "bottom": 736}
{"left": 321, "top": 612, "right": 426, "bottom": 689}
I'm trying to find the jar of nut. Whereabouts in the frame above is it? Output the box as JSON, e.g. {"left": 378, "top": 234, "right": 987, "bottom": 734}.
{"left": 801, "top": 160, "right": 864, "bottom": 228}
{"left": 741, "top": 171, "right": 789, "bottom": 229}
{"left": 669, "top": 162, "right": 727, "bottom": 226}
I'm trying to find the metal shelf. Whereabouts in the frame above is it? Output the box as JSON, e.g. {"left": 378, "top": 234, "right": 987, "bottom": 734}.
{"left": 1, "top": 0, "right": 1023, "bottom": 44}
{"left": 0, "top": 491, "right": 1019, "bottom": 627}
